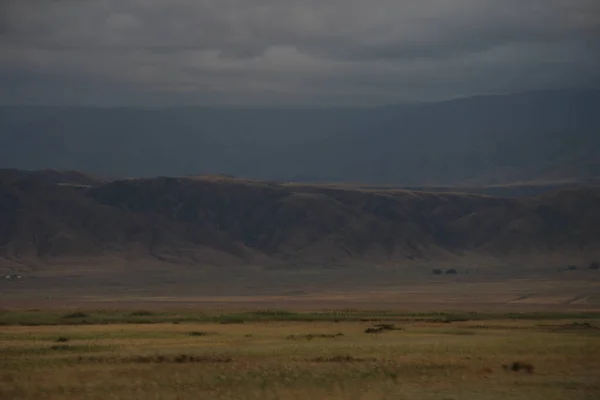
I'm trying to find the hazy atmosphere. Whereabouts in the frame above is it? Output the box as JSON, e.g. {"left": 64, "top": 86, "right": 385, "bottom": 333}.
{"left": 1, "top": 2, "right": 600, "bottom": 399}
{"left": 1, "top": 0, "right": 599, "bottom": 105}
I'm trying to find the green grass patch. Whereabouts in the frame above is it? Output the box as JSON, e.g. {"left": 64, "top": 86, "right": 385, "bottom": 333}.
{"left": 286, "top": 333, "right": 344, "bottom": 340}
{"left": 1, "top": 310, "right": 600, "bottom": 326}
{"left": 128, "top": 310, "right": 155, "bottom": 317}
{"left": 1, "top": 344, "right": 114, "bottom": 357}
{"left": 62, "top": 312, "right": 89, "bottom": 319}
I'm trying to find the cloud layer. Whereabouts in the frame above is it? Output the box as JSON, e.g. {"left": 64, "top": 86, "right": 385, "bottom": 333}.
{"left": 1, "top": 0, "right": 599, "bottom": 105}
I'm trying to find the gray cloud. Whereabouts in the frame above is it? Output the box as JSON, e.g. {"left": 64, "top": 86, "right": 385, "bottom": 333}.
{"left": 1, "top": 0, "right": 599, "bottom": 105}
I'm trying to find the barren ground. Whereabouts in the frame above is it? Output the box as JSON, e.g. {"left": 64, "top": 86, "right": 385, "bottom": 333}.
{"left": 2, "top": 263, "right": 599, "bottom": 312}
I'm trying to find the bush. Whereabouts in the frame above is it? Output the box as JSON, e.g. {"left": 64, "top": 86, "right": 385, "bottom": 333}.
{"left": 567, "top": 265, "right": 578, "bottom": 271}
{"left": 287, "top": 333, "right": 343, "bottom": 340}
{"left": 375, "top": 323, "right": 402, "bottom": 331}
{"left": 432, "top": 269, "right": 442, "bottom": 275}
{"left": 50, "top": 345, "right": 73, "bottom": 351}
{"left": 590, "top": 261, "right": 599, "bottom": 270}
{"left": 55, "top": 337, "right": 69, "bottom": 343}
{"left": 364, "top": 324, "right": 402, "bottom": 334}
{"left": 129, "top": 310, "right": 154, "bottom": 317}
{"left": 62, "top": 312, "right": 89, "bottom": 319}
{"left": 445, "top": 268, "right": 458, "bottom": 275}
{"left": 188, "top": 331, "right": 209, "bottom": 337}
{"left": 128, "top": 354, "right": 232, "bottom": 364}
{"left": 311, "top": 355, "right": 376, "bottom": 363}
{"left": 502, "top": 361, "right": 534, "bottom": 373}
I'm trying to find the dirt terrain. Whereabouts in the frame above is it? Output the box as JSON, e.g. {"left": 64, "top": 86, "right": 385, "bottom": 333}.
{"left": 2, "top": 264, "right": 599, "bottom": 312}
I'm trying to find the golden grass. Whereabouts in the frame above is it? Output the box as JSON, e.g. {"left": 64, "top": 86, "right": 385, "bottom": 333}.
{"left": 1, "top": 318, "right": 599, "bottom": 399}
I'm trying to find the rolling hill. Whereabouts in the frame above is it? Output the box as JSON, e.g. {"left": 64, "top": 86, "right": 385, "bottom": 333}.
{"left": 1, "top": 169, "right": 599, "bottom": 269}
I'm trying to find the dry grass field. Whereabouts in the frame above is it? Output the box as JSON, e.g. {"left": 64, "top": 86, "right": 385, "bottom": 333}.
{"left": 2, "top": 265, "right": 599, "bottom": 399}
{"left": 1, "top": 310, "right": 600, "bottom": 400}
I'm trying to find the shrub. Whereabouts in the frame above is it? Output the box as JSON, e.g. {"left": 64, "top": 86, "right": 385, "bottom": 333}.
{"left": 567, "top": 265, "right": 578, "bottom": 271}
{"left": 129, "top": 354, "right": 232, "bottom": 364}
{"left": 188, "top": 331, "right": 209, "bottom": 337}
{"left": 503, "top": 361, "right": 534, "bottom": 373}
{"left": 129, "top": 310, "right": 154, "bottom": 317}
{"left": 311, "top": 355, "right": 376, "bottom": 363}
{"left": 364, "top": 324, "right": 402, "bottom": 334}
{"left": 373, "top": 323, "right": 402, "bottom": 331}
{"left": 287, "top": 333, "right": 343, "bottom": 340}
{"left": 445, "top": 268, "right": 458, "bottom": 275}
{"left": 55, "top": 337, "right": 69, "bottom": 343}
{"left": 432, "top": 269, "right": 442, "bottom": 275}
{"left": 50, "top": 345, "right": 72, "bottom": 351}
{"left": 215, "top": 315, "right": 245, "bottom": 324}
{"left": 62, "top": 312, "right": 89, "bottom": 319}
{"left": 590, "top": 261, "right": 599, "bottom": 270}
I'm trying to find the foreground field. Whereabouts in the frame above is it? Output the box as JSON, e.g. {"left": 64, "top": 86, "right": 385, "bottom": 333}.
{"left": 1, "top": 311, "right": 600, "bottom": 399}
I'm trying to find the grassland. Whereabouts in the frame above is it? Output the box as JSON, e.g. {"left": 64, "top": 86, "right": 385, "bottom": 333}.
{"left": 1, "top": 311, "right": 600, "bottom": 399}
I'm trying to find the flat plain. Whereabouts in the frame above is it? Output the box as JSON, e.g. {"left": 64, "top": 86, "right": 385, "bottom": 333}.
{"left": 2, "top": 265, "right": 600, "bottom": 310}
{"left": 1, "top": 267, "right": 599, "bottom": 399}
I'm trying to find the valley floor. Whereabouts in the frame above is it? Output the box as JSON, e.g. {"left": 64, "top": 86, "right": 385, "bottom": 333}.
{"left": 1, "top": 265, "right": 599, "bottom": 312}
{"left": 2, "top": 266, "right": 599, "bottom": 399}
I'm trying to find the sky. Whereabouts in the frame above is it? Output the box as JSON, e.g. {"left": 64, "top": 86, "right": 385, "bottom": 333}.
{"left": 1, "top": 0, "right": 599, "bottom": 106}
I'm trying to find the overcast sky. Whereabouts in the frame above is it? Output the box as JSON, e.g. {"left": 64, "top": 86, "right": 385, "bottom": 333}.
{"left": 1, "top": 0, "right": 599, "bottom": 106}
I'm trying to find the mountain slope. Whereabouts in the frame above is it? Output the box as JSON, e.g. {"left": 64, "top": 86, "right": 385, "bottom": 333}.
{"left": 278, "top": 90, "right": 600, "bottom": 184}
{"left": 1, "top": 90, "right": 599, "bottom": 185}
{"left": 1, "top": 170, "right": 598, "bottom": 268}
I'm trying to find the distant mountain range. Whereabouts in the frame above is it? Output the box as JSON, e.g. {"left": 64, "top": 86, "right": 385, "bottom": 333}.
{"left": 1, "top": 89, "right": 599, "bottom": 185}
{"left": 1, "top": 169, "right": 599, "bottom": 268}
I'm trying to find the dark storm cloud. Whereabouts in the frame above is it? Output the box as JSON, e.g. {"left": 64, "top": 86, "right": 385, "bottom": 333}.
{"left": 0, "top": 0, "right": 599, "bottom": 105}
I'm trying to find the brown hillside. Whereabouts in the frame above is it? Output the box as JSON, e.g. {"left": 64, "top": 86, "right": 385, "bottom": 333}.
{"left": 1, "top": 170, "right": 599, "bottom": 268}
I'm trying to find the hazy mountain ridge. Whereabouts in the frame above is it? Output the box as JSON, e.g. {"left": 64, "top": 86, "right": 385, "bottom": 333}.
{"left": 1, "top": 90, "right": 599, "bottom": 185}
{"left": 1, "top": 169, "right": 599, "bottom": 268}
